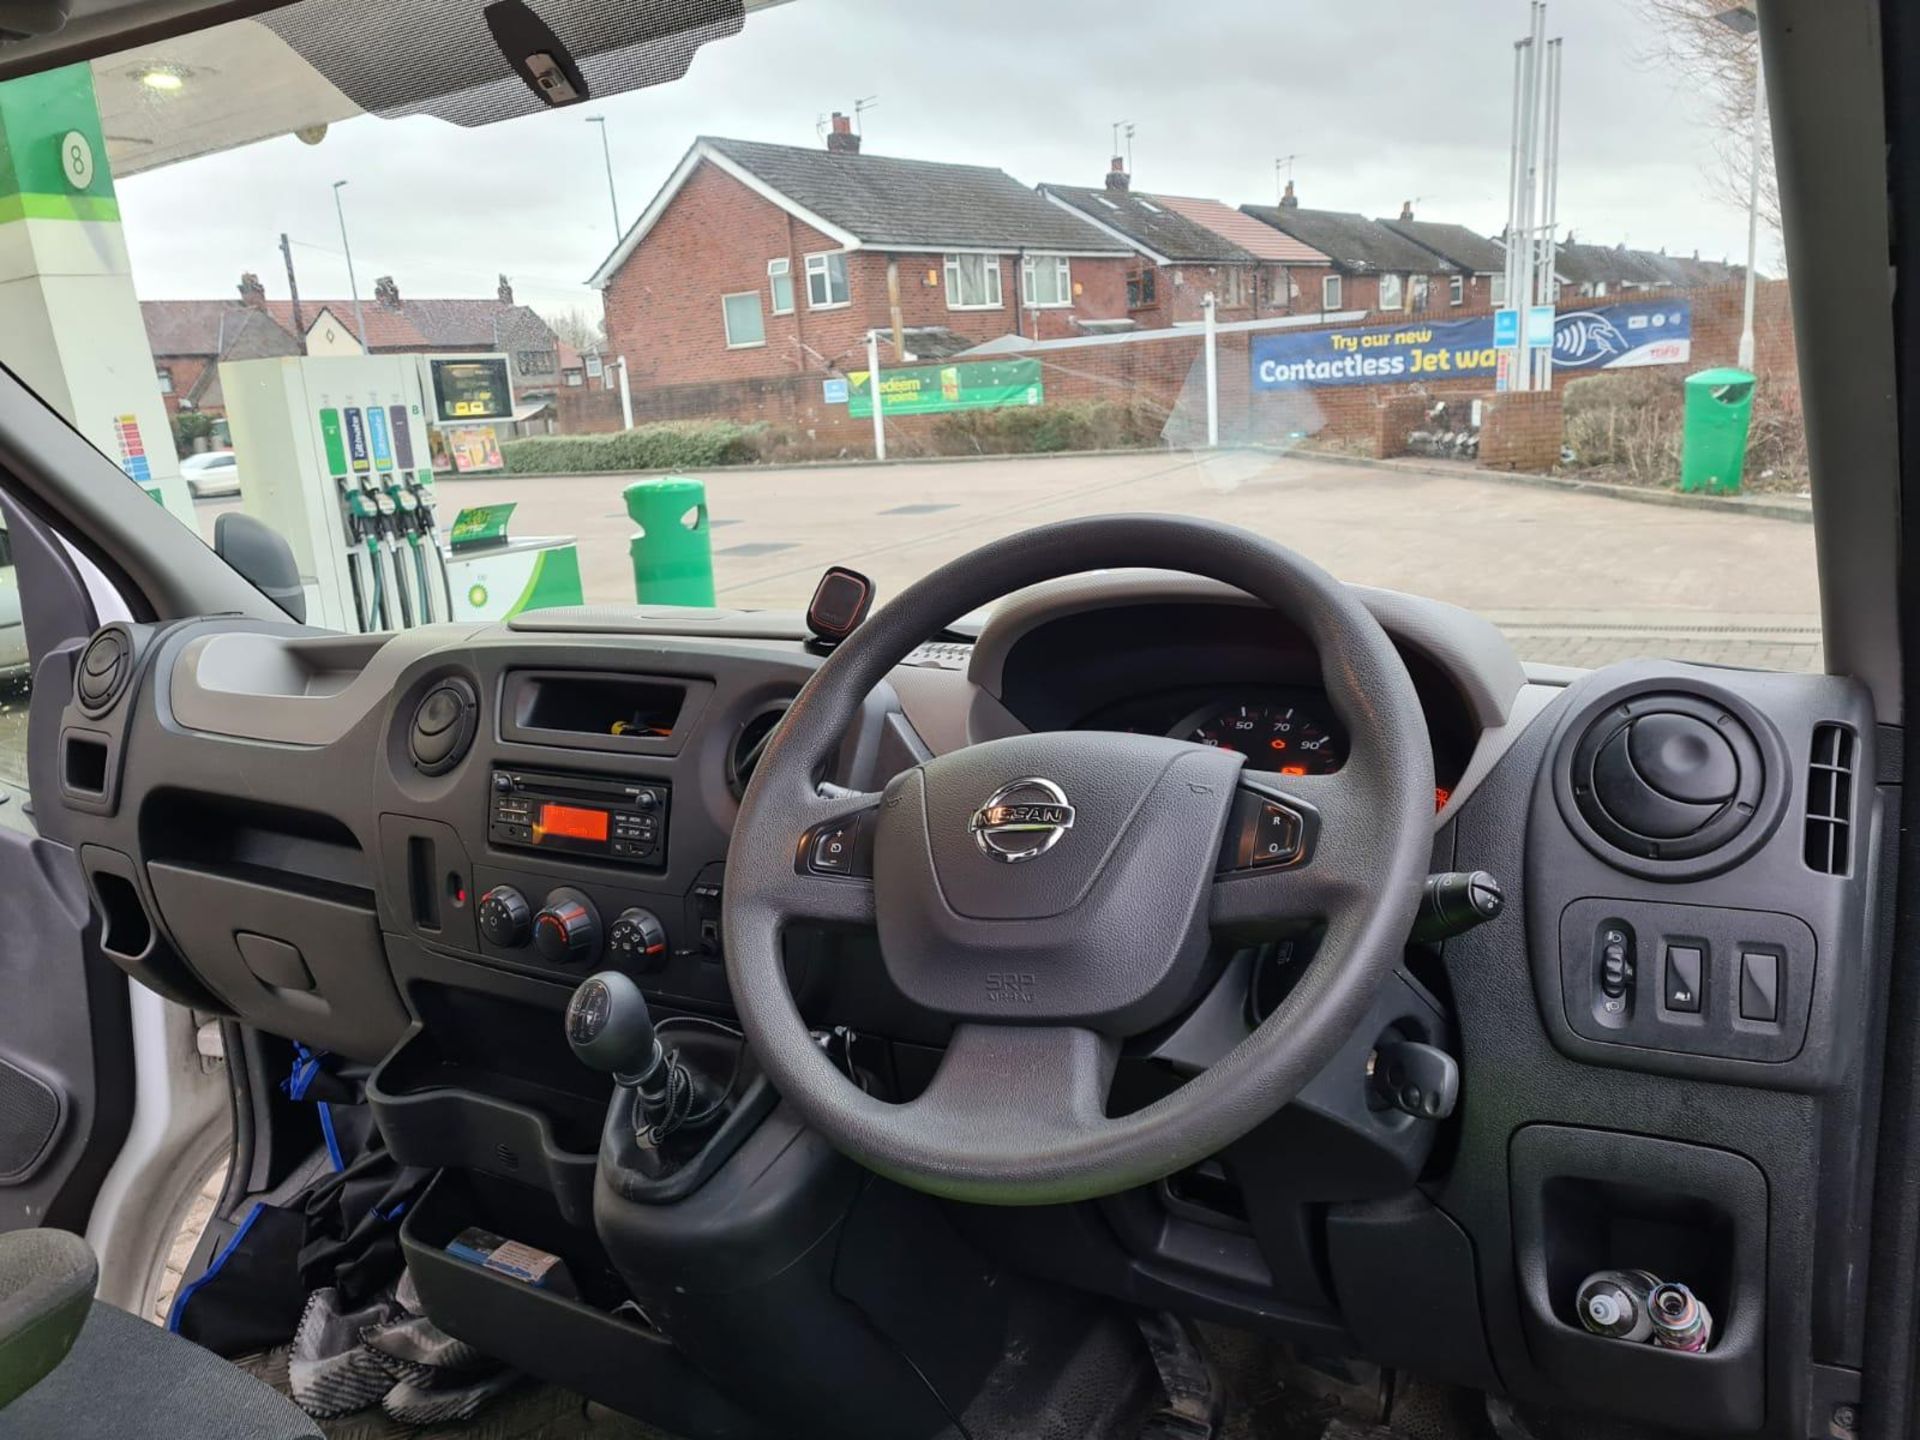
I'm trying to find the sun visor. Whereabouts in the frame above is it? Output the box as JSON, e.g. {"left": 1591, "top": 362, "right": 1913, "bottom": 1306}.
{"left": 257, "top": 0, "right": 745, "bottom": 126}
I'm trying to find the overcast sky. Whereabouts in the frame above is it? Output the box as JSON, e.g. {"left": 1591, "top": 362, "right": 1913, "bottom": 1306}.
{"left": 115, "top": 0, "right": 1767, "bottom": 318}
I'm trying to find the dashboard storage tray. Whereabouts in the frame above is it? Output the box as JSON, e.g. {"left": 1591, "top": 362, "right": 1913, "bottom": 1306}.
{"left": 400, "top": 1171, "right": 773, "bottom": 1438}
{"left": 369, "top": 1020, "right": 610, "bottom": 1227}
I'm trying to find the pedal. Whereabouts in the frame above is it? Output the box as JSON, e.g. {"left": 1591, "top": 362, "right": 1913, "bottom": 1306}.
{"left": 1134, "top": 1312, "right": 1221, "bottom": 1440}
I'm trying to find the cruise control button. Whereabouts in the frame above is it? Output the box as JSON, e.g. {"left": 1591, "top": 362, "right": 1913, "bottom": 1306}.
{"left": 1249, "top": 802, "right": 1302, "bottom": 866}
{"left": 810, "top": 826, "right": 855, "bottom": 874}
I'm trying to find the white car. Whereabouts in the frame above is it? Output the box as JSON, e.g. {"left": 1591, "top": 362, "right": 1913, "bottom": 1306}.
{"left": 180, "top": 450, "right": 241, "bottom": 499}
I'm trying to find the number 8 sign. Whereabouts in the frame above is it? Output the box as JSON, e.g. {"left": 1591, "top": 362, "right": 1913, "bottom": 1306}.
{"left": 60, "top": 131, "right": 95, "bottom": 191}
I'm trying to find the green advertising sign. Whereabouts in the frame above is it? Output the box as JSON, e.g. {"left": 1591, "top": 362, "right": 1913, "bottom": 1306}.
{"left": 449, "top": 502, "right": 517, "bottom": 550}
{"left": 848, "top": 359, "right": 1043, "bottom": 418}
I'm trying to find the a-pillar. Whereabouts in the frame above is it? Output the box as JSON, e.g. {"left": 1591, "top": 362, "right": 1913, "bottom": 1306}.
{"left": 0, "top": 64, "right": 190, "bottom": 520}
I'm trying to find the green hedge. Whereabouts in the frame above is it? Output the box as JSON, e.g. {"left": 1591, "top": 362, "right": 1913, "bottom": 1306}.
{"left": 501, "top": 421, "right": 765, "bottom": 475}
{"left": 926, "top": 399, "right": 1162, "bottom": 455}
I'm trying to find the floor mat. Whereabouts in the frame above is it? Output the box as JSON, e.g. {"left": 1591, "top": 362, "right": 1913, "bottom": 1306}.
{"left": 237, "top": 1347, "right": 674, "bottom": 1440}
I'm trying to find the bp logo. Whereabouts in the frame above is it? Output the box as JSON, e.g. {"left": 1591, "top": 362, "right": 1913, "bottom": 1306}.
{"left": 468, "top": 583, "right": 488, "bottom": 609}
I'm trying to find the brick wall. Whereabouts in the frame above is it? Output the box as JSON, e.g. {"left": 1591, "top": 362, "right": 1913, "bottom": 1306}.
{"left": 1479, "top": 390, "right": 1564, "bottom": 471}
{"left": 156, "top": 355, "right": 208, "bottom": 417}
{"left": 571, "top": 278, "right": 1800, "bottom": 470}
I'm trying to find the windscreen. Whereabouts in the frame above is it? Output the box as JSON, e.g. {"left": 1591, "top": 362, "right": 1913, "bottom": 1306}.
{"left": 0, "top": 0, "right": 1818, "bottom": 790}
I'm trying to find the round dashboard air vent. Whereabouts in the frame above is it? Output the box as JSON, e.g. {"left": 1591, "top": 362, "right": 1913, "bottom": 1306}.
{"left": 1569, "top": 693, "right": 1765, "bottom": 862}
{"left": 727, "top": 700, "right": 792, "bottom": 800}
{"left": 75, "top": 628, "right": 132, "bottom": 716}
{"left": 407, "top": 678, "right": 479, "bottom": 777}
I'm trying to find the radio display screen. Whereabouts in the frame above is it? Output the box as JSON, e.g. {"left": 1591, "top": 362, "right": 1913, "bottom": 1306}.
{"left": 535, "top": 802, "right": 610, "bottom": 844}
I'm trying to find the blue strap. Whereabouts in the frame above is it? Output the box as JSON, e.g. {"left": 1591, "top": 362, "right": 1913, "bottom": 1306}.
{"left": 166, "top": 1201, "right": 265, "bottom": 1333}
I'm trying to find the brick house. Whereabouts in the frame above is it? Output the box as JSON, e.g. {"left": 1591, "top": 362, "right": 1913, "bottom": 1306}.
{"left": 1241, "top": 184, "right": 1464, "bottom": 316}
{"left": 1038, "top": 159, "right": 1329, "bottom": 326}
{"left": 142, "top": 275, "right": 303, "bottom": 417}
{"left": 144, "top": 272, "right": 563, "bottom": 417}
{"left": 1378, "top": 204, "right": 1507, "bottom": 310}
{"left": 589, "top": 116, "right": 1135, "bottom": 388}
{"left": 1554, "top": 240, "right": 1744, "bottom": 300}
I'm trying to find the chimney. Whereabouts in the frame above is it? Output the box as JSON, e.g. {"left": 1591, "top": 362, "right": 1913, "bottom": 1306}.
{"left": 373, "top": 275, "right": 401, "bottom": 309}
{"left": 497, "top": 274, "right": 514, "bottom": 306}
{"left": 1399, "top": 200, "right": 1414, "bottom": 222}
{"left": 237, "top": 271, "right": 266, "bottom": 308}
{"left": 826, "top": 112, "right": 861, "bottom": 155}
{"left": 1280, "top": 180, "right": 1298, "bottom": 208}
{"left": 1106, "top": 156, "right": 1130, "bottom": 192}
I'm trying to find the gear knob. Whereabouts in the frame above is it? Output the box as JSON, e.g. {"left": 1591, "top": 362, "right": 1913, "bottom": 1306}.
{"left": 565, "top": 971, "right": 663, "bottom": 1085}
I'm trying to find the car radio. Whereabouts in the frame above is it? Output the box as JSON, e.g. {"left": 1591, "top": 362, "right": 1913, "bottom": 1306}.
{"left": 488, "top": 767, "right": 668, "bottom": 868}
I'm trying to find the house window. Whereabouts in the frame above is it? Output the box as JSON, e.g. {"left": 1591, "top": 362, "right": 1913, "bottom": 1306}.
{"left": 566, "top": 372, "right": 583, "bottom": 386}
{"left": 515, "top": 349, "right": 555, "bottom": 375}
{"left": 722, "top": 291, "right": 766, "bottom": 347}
{"left": 1410, "top": 274, "right": 1430, "bottom": 311}
{"left": 1020, "top": 253, "right": 1072, "bottom": 308}
{"left": 805, "top": 251, "right": 850, "bottom": 308}
{"left": 1450, "top": 274, "right": 1465, "bottom": 306}
{"left": 1127, "top": 267, "right": 1157, "bottom": 310}
{"left": 156, "top": 367, "right": 173, "bottom": 394}
{"left": 1491, "top": 273, "right": 1509, "bottom": 305}
{"left": 943, "top": 253, "right": 1002, "bottom": 309}
{"left": 768, "top": 258, "right": 795, "bottom": 315}
{"left": 1322, "top": 273, "right": 1342, "bottom": 310}
{"left": 1218, "top": 268, "right": 1251, "bottom": 308}
{"left": 1378, "top": 274, "right": 1404, "bottom": 311}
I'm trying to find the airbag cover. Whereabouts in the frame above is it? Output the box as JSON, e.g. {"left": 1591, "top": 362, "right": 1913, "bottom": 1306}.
{"left": 873, "top": 731, "right": 1242, "bottom": 1030}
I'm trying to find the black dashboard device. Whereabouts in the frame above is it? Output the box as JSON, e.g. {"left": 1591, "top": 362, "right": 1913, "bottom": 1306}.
{"left": 806, "top": 567, "right": 874, "bottom": 644}
{"left": 488, "top": 767, "right": 668, "bottom": 868}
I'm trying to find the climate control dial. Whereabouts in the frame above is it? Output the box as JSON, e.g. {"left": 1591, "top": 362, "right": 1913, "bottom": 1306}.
{"left": 534, "top": 888, "right": 602, "bottom": 966}
{"left": 477, "top": 886, "right": 532, "bottom": 949}
{"left": 608, "top": 908, "right": 669, "bottom": 972}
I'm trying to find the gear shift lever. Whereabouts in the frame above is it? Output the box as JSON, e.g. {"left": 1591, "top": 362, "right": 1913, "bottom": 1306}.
{"left": 565, "top": 971, "right": 696, "bottom": 1142}
{"left": 566, "top": 971, "right": 663, "bottom": 1084}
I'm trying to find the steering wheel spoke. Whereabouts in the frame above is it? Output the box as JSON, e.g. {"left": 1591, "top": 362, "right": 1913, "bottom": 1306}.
{"left": 1210, "top": 772, "right": 1370, "bottom": 930}
{"left": 907, "top": 1023, "right": 1120, "bottom": 1156}
{"left": 768, "top": 787, "right": 884, "bottom": 926}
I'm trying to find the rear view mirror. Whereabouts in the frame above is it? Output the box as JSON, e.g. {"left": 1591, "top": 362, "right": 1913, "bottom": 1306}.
{"left": 213, "top": 513, "right": 306, "bottom": 624}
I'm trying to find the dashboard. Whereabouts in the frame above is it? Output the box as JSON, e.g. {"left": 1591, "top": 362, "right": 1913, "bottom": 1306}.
{"left": 24, "top": 569, "right": 1883, "bottom": 1439}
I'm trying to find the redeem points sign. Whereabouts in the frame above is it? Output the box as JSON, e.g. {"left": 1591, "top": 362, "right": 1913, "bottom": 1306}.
{"left": 849, "top": 359, "right": 1043, "bottom": 417}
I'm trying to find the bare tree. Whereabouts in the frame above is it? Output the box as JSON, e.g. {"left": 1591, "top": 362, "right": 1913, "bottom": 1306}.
{"left": 1636, "top": 0, "right": 1779, "bottom": 240}
{"left": 542, "top": 305, "right": 606, "bottom": 354}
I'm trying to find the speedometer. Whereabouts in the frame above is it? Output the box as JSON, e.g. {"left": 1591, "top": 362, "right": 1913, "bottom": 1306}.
{"left": 1177, "top": 695, "right": 1347, "bottom": 774}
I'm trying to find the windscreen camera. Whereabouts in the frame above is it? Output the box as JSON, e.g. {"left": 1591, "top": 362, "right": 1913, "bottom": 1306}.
{"left": 807, "top": 567, "right": 874, "bottom": 646}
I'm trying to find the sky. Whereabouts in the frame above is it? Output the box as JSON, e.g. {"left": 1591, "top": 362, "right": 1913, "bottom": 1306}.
{"left": 112, "top": 0, "right": 1770, "bottom": 320}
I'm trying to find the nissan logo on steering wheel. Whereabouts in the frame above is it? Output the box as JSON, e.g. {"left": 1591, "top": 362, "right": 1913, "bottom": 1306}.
{"left": 968, "top": 778, "right": 1076, "bottom": 863}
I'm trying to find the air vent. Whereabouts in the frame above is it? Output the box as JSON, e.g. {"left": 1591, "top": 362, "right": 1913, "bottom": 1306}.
{"left": 1804, "top": 724, "right": 1855, "bottom": 876}
{"left": 407, "top": 678, "right": 479, "bottom": 777}
{"left": 74, "top": 628, "right": 131, "bottom": 716}
{"left": 1569, "top": 694, "right": 1765, "bottom": 861}
{"left": 727, "top": 700, "right": 791, "bottom": 800}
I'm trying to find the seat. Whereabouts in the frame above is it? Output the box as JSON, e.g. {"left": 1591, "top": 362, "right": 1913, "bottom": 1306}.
{"left": 0, "top": 1230, "right": 321, "bottom": 1440}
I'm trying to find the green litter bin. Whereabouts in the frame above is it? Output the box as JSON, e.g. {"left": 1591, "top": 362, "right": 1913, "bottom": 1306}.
{"left": 624, "top": 477, "right": 716, "bottom": 606}
{"left": 1680, "top": 367, "right": 1756, "bottom": 496}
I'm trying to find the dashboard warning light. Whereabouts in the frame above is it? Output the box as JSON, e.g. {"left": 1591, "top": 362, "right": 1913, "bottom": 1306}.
{"left": 1435, "top": 787, "right": 1453, "bottom": 811}
{"left": 1269, "top": 738, "right": 1289, "bottom": 750}
{"left": 1280, "top": 764, "right": 1308, "bottom": 776}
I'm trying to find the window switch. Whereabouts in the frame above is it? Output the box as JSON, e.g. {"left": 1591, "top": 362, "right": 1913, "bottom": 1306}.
{"left": 1663, "top": 945, "right": 1704, "bottom": 1013}
{"left": 1739, "top": 951, "right": 1780, "bottom": 1023}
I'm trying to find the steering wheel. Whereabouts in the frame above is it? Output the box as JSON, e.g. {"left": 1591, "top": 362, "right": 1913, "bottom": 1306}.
{"left": 722, "top": 516, "right": 1434, "bottom": 1205}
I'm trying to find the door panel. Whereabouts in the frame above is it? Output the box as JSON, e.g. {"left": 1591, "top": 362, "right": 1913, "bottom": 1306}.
{"left": 0, "top": 495, "right": 134, "bottom": 1231}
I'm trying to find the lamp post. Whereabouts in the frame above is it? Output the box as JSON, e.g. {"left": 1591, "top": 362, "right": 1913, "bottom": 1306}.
{"left": 331, "top": 180, "right": 367, "bottom": 352}
{"left": 1714, "top": 4, "right": 1762, "bottom": 372}
{"left": 586, "top": 116, "right": 621, "bottom": 242}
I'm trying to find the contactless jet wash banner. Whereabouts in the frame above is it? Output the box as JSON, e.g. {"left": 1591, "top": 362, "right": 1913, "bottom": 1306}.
{"left": 1249, "top": 298, "right": 1691, "bottom": 390}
